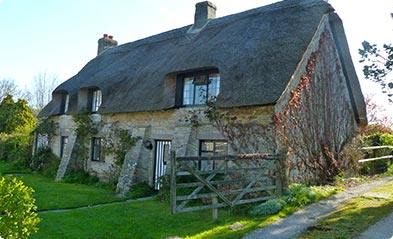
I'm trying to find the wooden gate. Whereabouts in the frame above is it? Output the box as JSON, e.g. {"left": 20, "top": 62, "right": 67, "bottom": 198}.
{"left": 170, "top": 152, "right": 283, "bottom": 215}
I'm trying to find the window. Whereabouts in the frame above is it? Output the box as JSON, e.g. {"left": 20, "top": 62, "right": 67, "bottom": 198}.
{"left": 91, "top": 137, "right": 102, "bottom": 161}
{"left": 89, "top": 89, "right": 102, "bottom": 113}
{"left": 36, "top": 133, "right": 49, "bottom": 149}
{"left": 60, "top": 93, "right": 69, "bottom": 114}
{"left": 181, "top": 71, "right": 220, "bottom": 106}
{"left": 60, "top": 136, "right": 68, "bottom": 158}
{"left": 199, "top": 140, "right": 228, "bottom": 170}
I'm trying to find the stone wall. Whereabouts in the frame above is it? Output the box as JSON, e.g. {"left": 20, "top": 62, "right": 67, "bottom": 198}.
{"left": 48, "top": 105, "right": 275, "bottom": 193}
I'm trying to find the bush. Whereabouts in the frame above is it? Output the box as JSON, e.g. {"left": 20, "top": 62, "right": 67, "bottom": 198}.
{"left": 31, "top": 147, "right": 61, "bottom": 179}
{"left": 157, "top": 175, "right": 170, "bottom": 202}
{"left": 63, "top": 170, "right": 99, "bottom": 185}
{"left": 286, "top": 183, "right": 316, "bottom": 208}
{"left": 0, "top": 177, "right": 40, "bottom": 238}
{"left": 249, "top": 184, "right": 341, "bottom": 216}
{"left": 127, "top": 182, "right": 157, "bottom": 199}
{"left": 249, "top": 198, "right": 286, "bottom": 216}
{"left": 0, "top": 133, "right": 32, "bottom": 164}
{"left": 360, "top": 124, "right": 393, "bottom": 136}
{"left": 361, "top": 133, "right": 393, "bottom": 174}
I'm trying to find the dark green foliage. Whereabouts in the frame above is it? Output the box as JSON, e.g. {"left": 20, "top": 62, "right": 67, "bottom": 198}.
{"left": 73, "top": 111, "right": 97, "bottom": 140}
{"left": 127, "top": 182, "right": 157, "bottom": 199}
{"left": 0, "top": 95, "right": 36, "bottom": 173}
{"left": 249, "top": 198, "right": 286, "bottom": 216}
{"left": 35, "top": 118, "right": 57, "bottom": 143}
{"left": 157, "top": 175, "right": 170, "bottom": 202}
{"left": 361, "top": 133, "right": 393, "bottom": 174}
{"left": 0, "top": 95, "right": 36, "bottom": 134}
{"left": 114, "top": 130, "right": 141, "bottom": 166}
{"left": 72, "top": 111, "right": 98, "bottom": 171}
{"left": 63, "top": 171, "right": 99, "bottom": 185}
{"left": 31, "top": 147, "right": 61, "bottom": 179}
{"left": 359, "top": 40, "right": 393, "bottom": 103}
{"left": 363, "top": 133, "right": 393, "bottom": 146}
{"left": 0, "top": 177, "right": 40, "bottom": 238}
{"left": 0, "top": 133, "right": 32, "bottom": 163}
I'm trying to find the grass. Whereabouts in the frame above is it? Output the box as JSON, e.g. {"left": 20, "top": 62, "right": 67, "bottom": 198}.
{"left": 33, "top": 201, "right": 285, "bottom": 239}
{"left": 298, "top": 181, "right": 393, "bottom": 239}
{"left": 2, "top": 160, "right": 391, "bottom": 238}
{"left": 15, "top": 173, "right": 130, "bottom": 211}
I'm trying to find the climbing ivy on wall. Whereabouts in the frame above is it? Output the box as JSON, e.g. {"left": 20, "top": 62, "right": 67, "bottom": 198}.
{"left": 274, "top": 27, "right": 356, "bottom": 184}
{"left": 71, "top": 111, "right": 98, "bottom": 171}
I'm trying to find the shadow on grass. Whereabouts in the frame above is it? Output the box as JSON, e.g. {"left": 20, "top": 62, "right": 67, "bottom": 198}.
{"left": 300, "top": 197, "right": 393, "bottom": 239}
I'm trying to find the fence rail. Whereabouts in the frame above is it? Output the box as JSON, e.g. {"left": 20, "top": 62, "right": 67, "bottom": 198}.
{"left": 360, "top": 146, "right": 393, "bottom": 163}
{"left": 170, "top": 151, "right": 283, "bottom": 220}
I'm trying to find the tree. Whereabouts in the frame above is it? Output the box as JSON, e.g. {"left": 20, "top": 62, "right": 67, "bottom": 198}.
{"left": 359, "top": 13, "right": 393, "bottom": 103}
{"left": 0, "top": 95, "right": 36, "bottom": 134}
{"left": 364, "top": 94, "right": 393, "bottom": 126}
{"left": 0, "top": 177, "right": 40, "bottom": 238}
{"left": 29, "top": 71, "right": 60, "bottom": 110}
{"left": 0, "top": 78, "right": 22, "bottom": 102}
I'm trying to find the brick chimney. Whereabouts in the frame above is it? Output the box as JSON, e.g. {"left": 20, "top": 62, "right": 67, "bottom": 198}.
{"left": 97, "top": 34, "right": 118, "bottom": 55}
{"left": 193, "top": 1, "right": 217, "bottom": 30}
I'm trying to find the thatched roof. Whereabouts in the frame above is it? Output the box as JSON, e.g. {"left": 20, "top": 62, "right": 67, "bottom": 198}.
{"left": 40, "top": 0, "right": 358, "bottom": 118}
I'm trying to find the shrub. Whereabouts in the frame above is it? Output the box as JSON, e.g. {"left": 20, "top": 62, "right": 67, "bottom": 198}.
{"left": 157, "top": 175, "right": 170, "bottom": 202}
{"left": 127, "top": 182, "right": 157, "bottom": 199}
{"left": 310, "top": 185, "right": 341, "bottom": 202}
{"left": 0, "top": 177, "right": 40, "bottom": 238}
{"left": 361, "top": 133, "right": 393, "bottom": 174}
{"left": 285, "top": 183, "right": 316, "bottom": 208}
{"left": 0, "top": 133, "right": 32, "bottom": 164}
{"left": 360, "top": 124, "right": 393, "bottom": 136}
{"left": 31, "top": 147, "right": 61, "bottom": 179}
{"left": 249, "top": 198, "right": 286, "bottom": 216}
{"left": 63, "top": 170, "right": 99, "bottom": 185}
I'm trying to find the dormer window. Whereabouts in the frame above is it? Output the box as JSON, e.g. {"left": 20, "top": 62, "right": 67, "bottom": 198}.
{"left": 60, "top": 93, "right": 69, "bottom": 114}
{"left": 177, "top": 69, "right": 220, "bottom": 106}
{"left": 88, "top": 89, "right": 102, "bottom": 113}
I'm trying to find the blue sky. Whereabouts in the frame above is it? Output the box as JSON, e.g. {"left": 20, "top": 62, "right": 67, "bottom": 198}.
{"left": 1, "top": 0, "right": 392, "bottom": 108}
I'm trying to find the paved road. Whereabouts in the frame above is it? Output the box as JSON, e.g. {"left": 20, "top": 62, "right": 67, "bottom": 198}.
{"left": 243, "top": 177, "right": 393, "bottom": 239}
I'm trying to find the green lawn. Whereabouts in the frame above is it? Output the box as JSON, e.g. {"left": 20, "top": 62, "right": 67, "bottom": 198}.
{"left": 298, "top": 181, "right": 393, "bottom": 239}
{"left": 4, "top": 160, "right": 391, "bottom": 239}
{"left": 33, "top": 200, "right": 276, "bottom": 239}
{"left": 17, "top": 174, "right": 130, "bottom": 211}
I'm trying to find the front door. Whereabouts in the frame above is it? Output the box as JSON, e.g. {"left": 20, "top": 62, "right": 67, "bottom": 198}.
{"left": 154, "top": 140, "right": 171, "bottom": 190}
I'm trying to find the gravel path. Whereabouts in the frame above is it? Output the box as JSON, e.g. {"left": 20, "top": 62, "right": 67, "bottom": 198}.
{"left": 243, "top": 176, "right": 393, "bottom": 239}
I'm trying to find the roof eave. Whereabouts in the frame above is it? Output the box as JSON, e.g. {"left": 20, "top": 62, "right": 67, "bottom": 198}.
{"left": 328, "top": 13, "right": 368, "bottom": 127}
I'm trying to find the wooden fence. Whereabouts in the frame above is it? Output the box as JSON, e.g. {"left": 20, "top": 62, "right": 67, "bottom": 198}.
{"left": 360, "top": 146, "right": 393, "bottom": 174}
{"left": 360, "top": 146, "right": 393, "bottom": 163}
{"left": 170, "top": 151, "right": 283, "bottom": 219}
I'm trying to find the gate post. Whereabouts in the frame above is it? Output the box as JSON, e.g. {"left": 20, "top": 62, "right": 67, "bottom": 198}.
{"left": 212, "top": 196, "right": 218, "bottom": 222}
{"left": 170, "top": 151, "right": 177, "bottom": 214}
{"left": 275, "top": 157, "right": 283, "bottom": 196}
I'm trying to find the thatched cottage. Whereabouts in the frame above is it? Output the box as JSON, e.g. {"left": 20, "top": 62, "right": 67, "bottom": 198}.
{"left": 38, "top": 0, "right": 366, "bottom": 192}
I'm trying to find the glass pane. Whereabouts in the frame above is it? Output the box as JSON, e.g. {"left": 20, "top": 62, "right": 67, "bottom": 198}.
{"left": 92, "top": 90, "right": 102, "bottom": 112}
{"left": 208, "top": 74, "right": 220, "bottom": 100}
{"left": 64, "top": 94, "right": 69, "bottom": 113}
{"left": 195, "top": 85, "right": 207, "bottom": 105}
{"left": 92, "top": 138, "right": 102, "bottom": 161}
{"left": 183, "top": 77, "right": 194, "bottom": 105}
{"left": 214, "top": 142, "right": 228, "bottom": 155}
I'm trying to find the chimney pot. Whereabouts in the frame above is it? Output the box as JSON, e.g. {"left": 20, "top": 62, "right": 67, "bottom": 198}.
{"left": 194, "top": 1, "right": 217, "bottom": 29}
{"left": 97, "top": 34, "right": 118, "bottom": 55}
